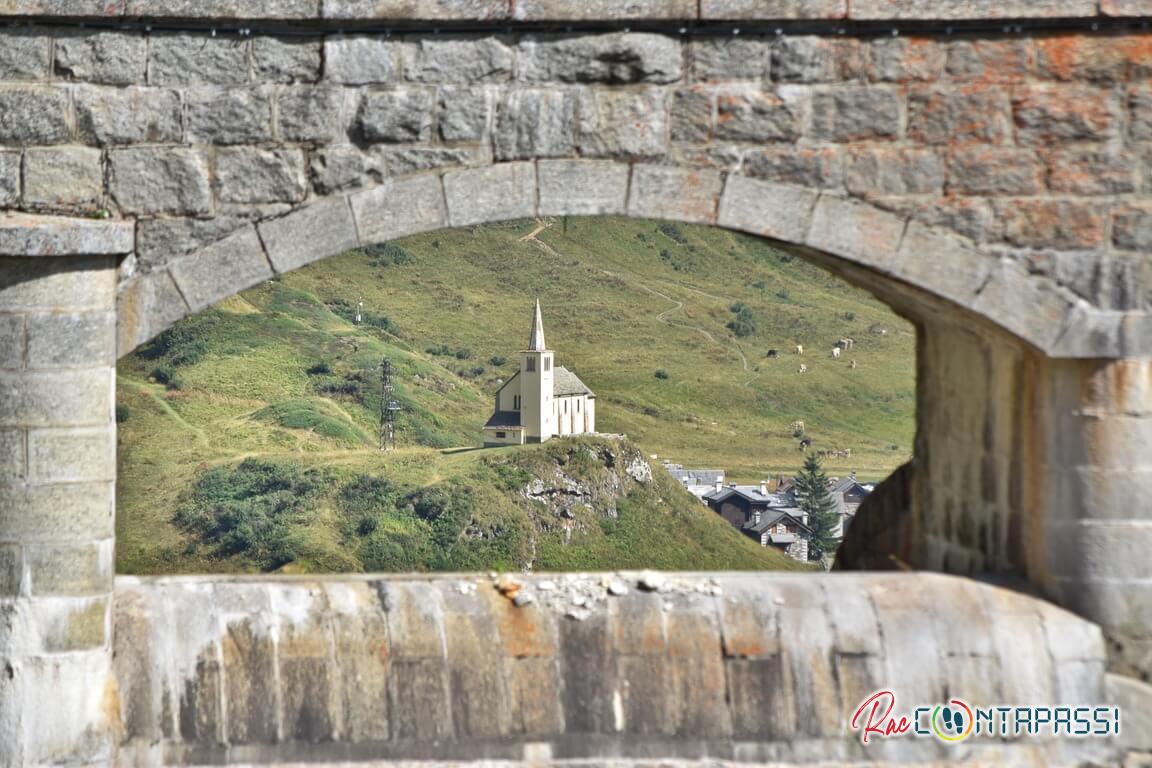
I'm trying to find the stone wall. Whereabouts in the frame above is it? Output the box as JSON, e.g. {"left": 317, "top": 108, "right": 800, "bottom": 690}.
{"left": 112, "top": 572, "right": 1122, "bottom": 766}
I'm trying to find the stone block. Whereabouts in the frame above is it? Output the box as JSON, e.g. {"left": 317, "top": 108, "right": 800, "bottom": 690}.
{"left": 0, "top": 368, "right": 112, "bottom": 427}
{"left": 26, "top": 541, "right": 111, "bottom": 596}
{"left": 0, "top": 255, "right": 117, "bottom": 307}
{"left": 744, "top": 146, "right": 842, "bottom": 188}
{"left": 136, "top": 217, "right": 249, "bottom": 272}
{"left": 116, "top": 270, "right": 191, "bottom": 357}
{"left": 74, "top": 85, "right": 183, "bottom": 145}
{"left": 0, "top": 543, "right": 19, "bottom": 596}
{"left": 0, "top": 482, "right": 114, "bottom": 541}
{"left": 322, "top": 0, "right": 507, "bottom": 19}
{"left": 578, "top": 88, "right": 668, "bottom": 159}
{"left": 908, "top": 87, "right": 1011, "bottom": 144}
{"left": 690, "top": 37, "right": 771, "bottom": 81}
{"left": 277, "top": 86, "right": 347, "bottom": 143}
{"left": 844, "top": 147, "right": 944, "bottom": 196}
{"left": 25, "top": 311, "right": 114, "bottom": 369}
{"left": 376, "top": 146, "right": 483, "bottom": 175}
{"left": 629, "top": 165, "right": 722, "bottom": 224}
{"left": 258, "top": 197, "right": 359, "bottom": 274}
{"left": 666, "top": 610, "right": 731, "bottom": 738}
{"left": 971, "top": 261, "right": 1076, "bottom": 351}
{"left": 945, "top": 39, "right": 1034, "bottom": 83}
{"left": 28, "top": 426, "right": 116, "bottom": 486}
{"left": 1107, "top": 674, "right": 1152, "bottom": 752}
{"left": 999, "top": 199, "right": 1107, "bottom": 250}
{"left": 518, "top": 32, "right": 682, "bottom": 84}
{"left": 947, "top": 147, "right": 1045, "bottom": 196}
{"left": 148, "top": 33, "right": 250, "bottom": 86}
{"left": 518, "top": 0, "right": 695, "bottom": 17}
{"left": 1133, "top": 88, "right": 1152, "bottom": 141}
{"left": 390, "top": 658, "right": 453, "bottom": 740}
{"left": 54, "top": 31, "right": 146, "bottom": 85}
{"left": 850, "top": 0, "right": 1095, "bottom": 18}
{"left": 125, "top": 0, "right": 318, "bottom": 15}
{"left": 537, "top": 159, "right": 628, "bottom": 216}
{"left": 0, "top": 28, "right": 52, "bottom": 80}
{"left": 771, "top": 36, "right": 862, "bottom": 82}
{"left": 701, "top": 0, "right": 846, "bottom": 18}
{"left": 444, "top": 162, "right": 536, "bottom": 227}
{"left": 404, "top": 38, "right": 513, "bottom": 82}
{"left": 713, "top": 88, "right": 803, "bottom": 142}
{"left": 358, "top": 88, "right": 434, "bottom": 143}
{"left": 0, "top": 151, "right": 18, "bottom": 207}
{"left": 351, "top": 173, "right": 446, "bottom": 243}
{"left": 323, "top": 36, "right": 401, "bottom": 84}
{"left": 217, "top": 147, "right": 308, "bottom": 204}
{"left": 0, "top": 87, "right": 70, "bottom": 145}
{"left": 2, "top": 596, "right": 111, "bottom": 653}
{"left": 895, "top": 221, "right": 991, "bottom": 304}
{"left": 810, "top": 86, "right": 901, "bottom": 142}
{"left": 867, "top": 36, "right": 945, "bottom": 82}
{"left": 110, "top": 148, "right": 211, "bottom": 216}
{"left": 670, "top": 88, "right": 713, "bottom": 142}
{"left": 253, "top": 37, "right": 322, "bottom": 83}
{"left": 0, "top": 429, "right": 23, "bottom": 482}
{"left": 0, "top": 315, "right": 22, "bottom": 369}
{"left": 807, "top": 195, "right": 906, "bottom": 272}
{"left": 310, "top": 147, "right": 370, "bottom": 194}
{"left": 718, "top": 175, "right": 817, "bottom": 245}
{"left": 169, "top": 227, "right": 273, "bottom": 312}
{"left": 495, "top": 88, "right": 577, "bottom": 160}
{"left": 22, "top": 146, "right": 104, "bottom": 212}
{"left": 1013, "top": 85, "right": 1120, "bottom": 146}
{"left": 1114, "top": 204, "right": 1152, "bottom": 251}
{"left": 1034, "top": 34, "right": 1152, "bottom": 82}
{"left": 438, "top": 85, "right": 491, "bottom": 142}
{"left": 442, "top": 608, "right": 507, "bottom": 738}
{"left": 185, "top": 87, "right": 274, "bottom": 145}
{"left": 1048, "top": 147, "right": 1139, "bottom": 196}
{"left": 1103, "top": 0, "right": 1152, "bottom": 12}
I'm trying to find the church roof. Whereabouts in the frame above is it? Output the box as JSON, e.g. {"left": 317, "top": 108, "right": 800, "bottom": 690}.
{"left": 484, "top": 411, "right": 524, "bottom": 428}
{"left": 554, "top": 366, "right": 593, "bottom": 396}
{"left": 527, "top": 299, "right": 546, "bottom": 352}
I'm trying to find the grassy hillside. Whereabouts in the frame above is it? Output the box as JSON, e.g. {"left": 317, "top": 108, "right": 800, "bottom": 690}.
{"left": 115, "top": 216, "right": 915, "bottom": 575}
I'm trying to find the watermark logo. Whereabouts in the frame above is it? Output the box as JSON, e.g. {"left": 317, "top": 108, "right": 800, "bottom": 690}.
{"left": 851, "top": 690, "right": 1120, "bottom": 745}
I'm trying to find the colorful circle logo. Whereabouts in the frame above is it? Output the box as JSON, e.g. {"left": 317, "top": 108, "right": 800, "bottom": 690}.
{"left": 931, "top": 699, "right": 974, "bottom": 743}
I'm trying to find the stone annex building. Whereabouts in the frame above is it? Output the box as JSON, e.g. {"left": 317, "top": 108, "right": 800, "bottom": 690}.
{"left": 483, "top": 300, "right": 596, "bottom": 446}
{"left": 2, "top": 0, "right": 1152, "bottom": 766}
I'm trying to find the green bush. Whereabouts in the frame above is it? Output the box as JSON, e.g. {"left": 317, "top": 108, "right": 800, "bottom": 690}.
{"left": 654, "top": 369, "right": 669, "bottom": 380}
{"left": 137, "top": 312, "right": 216, "bottom": 366}
{"left": 489, "top": 355, "right": 507, "bottom": 367}
{"left": 407, "top": 484, "right": 474, "bottom": 553}
{"left": 306, "top": 361, "right": 331, "bottom": 375}
{"left": 365, "top": 242, "right": 415, "bottom": 267}
{"left": 150, "top": 364, "right": 183, "bottom": 390}
{"left": 454, "top": 348, "right": 472, "bottom": 360}
{"left": 115, "top": 404, "right": 130, "bottom": 423}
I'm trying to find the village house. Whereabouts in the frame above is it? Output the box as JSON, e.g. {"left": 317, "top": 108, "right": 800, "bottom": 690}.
{"left": 702, "top": 481, "right": 812, "bottom": 563}
{"left": 661, "top": 462, "right": 725, "bottom": 500}
{"left": 482, "top": 301, "right": 596, "bottom": 447}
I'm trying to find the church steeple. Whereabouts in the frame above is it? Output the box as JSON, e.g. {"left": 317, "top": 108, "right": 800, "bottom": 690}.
{"left": 527, "top": 298, "right": 547, "bottom": 351}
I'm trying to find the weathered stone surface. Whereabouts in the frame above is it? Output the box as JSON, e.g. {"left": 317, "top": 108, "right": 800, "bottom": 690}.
{"left": 0, "top": 152, "right": 17, "bottom": 208}
{"left": 1103, "top": 0, "right": 1152, "bottom": 13}
{"left": 772, "top": 36, "right": 862, "bottom": 82}
{"left": 578, "top": 88, "right": 668, "bottom": 159}
{"left": 26, "top": 542, "right": 111, "bottom": 596}
{"left": 359, "top": 89, "right": 434, "bottom": 143}
{"left": 54, "top": 31, "right": 146, "bottom": 85}
{"left": 116, "top": 270, "right": 190, "bottom": 355}
{"left": 438, "top": 86, "right": 491, "bottom": 142}
{"left": 713, "top": 88, "right": 803, "bottom": 142}
{"left": 690, "top": 37, "right": 771, "bottom": 81}
{"left": 351, "top": 173, "right": 446, "bottom": 243}
{"left": 895, "top": 222, "right": 992, "bottom": 303}
{"left": 1000, "top": 199, "right": 1107, "bottom": 250}
{"left": 0, "top": 218, "right": 131, "bottom": 258}
{"left": 701, "top": 0, "right": 845, "bottom": 17}
{"left": 908, "top": 88, "right": 1012, "bottom": 144}
{"left": 323, "top": 36, "right": 400, "bottom": 84}
{"left": 148, "top": 34, "right": 250, "bottom": 86}
{"left": 495, "top": 88, "right": 576, "bottom": 160}
{"left": 810, "top": 87, "right": 901, "bottom": 141}
{"left": 807, "top": 195, "right": 906, "bottom": 272}
{"left": 946, "top": 39, "right": 1034, "bottom": 83}
{"left": 844, "top": 147, "right": 944, "bottom": 196}
{"left": 1034, "top": 34, "right": 1152, "bottom": 82}
{"left": 110, "top": 148, "right": 211, "bottom": 216}
{"left": 1114, "top": 204, "right": 1152, "bottom": 251}
{"left": 22, "top": 146, "right": 103, "bottom": 211}
{"left": 1133, "top": 88, "right": 1152, "bottom": 141}
{"left": 136, "top": 217, "right": 247, "bottom": 271}
{"left": 851, "top": 0, "right": 1096, "bottom": 18}
{"left": 669, "top": 88, "right": 712, "bottom": 143}
{"left": 27, "top": 425, "right": 114, "bottom": 482}
{"left": 868, "top": 37, "right": 946, "bottom": 82}
{"left": 743, "top": 146, "right": 842, "bottom": 188}
{"left": 323, "top": 0, "right": 506, "bottom": 19}
{"left": 185, "top": 88, "right": 274, "bottom": 145}
{"left": 277, "top": 86, "right": 346, "bottom": 143}
{"left": 405, "top": 38, "right": 513, "bottom": 83}
{"left": 258, "top": 197, "right": 359, "bottom": 273}
{"left": 0, "top": 316, "right": 22, "bottom": 369}
{"left": 310, "top": 147, "right": 371, "bottom": 194}
{"left": 1048, "top": 147, "right": 1138, "bottom": 195}
{"left": 538, "top": 159, "right": 628, "bottom": 216}
{"left": 718, "top": 175, "right": 817, "bottom": 245}
{"left": 25, "top": 311, "right": 113, "bottom": 369}
{"left": 0, "top": 87, "right": 70, "bottom": 145}
{"left": 376, "top": 146, "right": 481, "bottom": 175}
{"left": 1013, "top": 85, "right": 1120, "bottom": 145}
{"left": 947, "top": 147, "right": 1045, "bottom": 196}
{"left": 518, "top": 0, "right": 695, "bottom": 18}
{"left": 169, "top": 227, "right": 272, "bottom": 311}
{"left": 444, "top": 162, "right": 535, "bottom": 226}
{"left": 0, "top": 482, "right": 114, "bottom": 541}
{"left": 629, "top": 165, "right": 722, "bottom": 224}
{"left": 126, "top": 0, "right": 318, "bottom": 15}
{"left": 518, "top": 33, "right": 682, "bottom": 84}
{"left": 217, "top": 148, "right": 308, "bottom": 204}
{"left": 252, "top": 37, "right": 321, "bottom": 83}
{"left": 0, "top": 29, "right": 51, "bottom": 80}
{"left": 74, "top": 85, "right": 183, "bottom": 145}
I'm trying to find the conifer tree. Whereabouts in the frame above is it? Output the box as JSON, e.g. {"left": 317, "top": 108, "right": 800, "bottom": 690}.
{"left": 794, "top": 454, "right": 840, "bottom": 561}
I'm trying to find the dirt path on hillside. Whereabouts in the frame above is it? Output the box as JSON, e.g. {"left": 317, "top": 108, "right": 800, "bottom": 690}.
{"left": 119, "top": 377, "right": 211, "bottom": 448}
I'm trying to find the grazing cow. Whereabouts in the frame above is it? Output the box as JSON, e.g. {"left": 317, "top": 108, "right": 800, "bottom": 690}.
{"left": 798, "top": 364, "right": 808, "bottom": 374}
{"left": 799, "top": 438, "right": 812, "bottom": 452}
{"left": 795, "top": 344, "right": 804, "bottom": 355}
{"left": 790, "top": 420, "right": 805, "bottom": 434}
{"left": 849, "top": 359, "right": 857, "bottom": 369}
{"left": 767, "top": 349, "right": 779, "bottom": 359}
{"left": 832, "top": 348, "right": 841, "bottom": 359}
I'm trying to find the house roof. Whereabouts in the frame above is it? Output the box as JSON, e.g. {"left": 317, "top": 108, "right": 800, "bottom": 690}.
{"left": 744, "top": 510, "right": 814, "bottom": 537}
{"left": 703, "top": 485, "right": 782, "bottom": 505}
{"left": 831, "top": 476, "right": 869, "bottom": 496}
{"left": 484, "top": 411, "right": 524, "bottom": 428}
{"left": 666, "top": 466, "right": 725, "bottom": 485}
{"left": 554, "top": 366, "right": 593, "bottom": 397}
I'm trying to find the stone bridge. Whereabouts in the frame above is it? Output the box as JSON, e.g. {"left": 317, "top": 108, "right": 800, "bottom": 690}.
{"left": 1, "top": 0, "right": 1152, "bottom": 765}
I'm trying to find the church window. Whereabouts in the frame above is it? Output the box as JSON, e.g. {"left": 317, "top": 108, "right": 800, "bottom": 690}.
{"left": 544, "top": 358, "right": 551, "bottom": 371}
{"left": 563, "top": 400, "right": 567, "bottom": 414}
{"left": 496, "top": 432, "right": 507, "bottom": 438}
{"left": 527, "top": 357, "right": 536, "bottom": 372}
{"left": 514, "top": 395, "right": 520, "bottom": 410}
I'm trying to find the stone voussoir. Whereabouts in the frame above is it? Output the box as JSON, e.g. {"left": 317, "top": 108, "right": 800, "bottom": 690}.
{"left": 0, "top": 213, "right": 133, "bottom": 257}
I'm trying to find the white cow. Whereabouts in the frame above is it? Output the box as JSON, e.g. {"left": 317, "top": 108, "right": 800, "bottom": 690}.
{"left": 798, "top": 364, "right": 808, "bottom": 374}
{"left": 832, "top": 348, "right": 842, "bottom": 359}
{"left": 796, "top": 344, "right": 804, "bottom": 355}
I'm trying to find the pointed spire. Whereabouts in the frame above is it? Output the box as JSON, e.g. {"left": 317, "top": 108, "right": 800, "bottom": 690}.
{"left": 527, "top": 298, "right": 546, "bottom": 351}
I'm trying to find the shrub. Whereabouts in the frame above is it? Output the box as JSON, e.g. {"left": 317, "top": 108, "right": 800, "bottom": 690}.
{"left": 454, "top": 348, "right": 472, "bottom": 360}
{"left": 654, "top": 369, "right": 669, "bottom": 380}
{"left": 776, "top": 288, "right": 791, "bottom": 300}
{"left": 726, "top": 319, "right": 755, "bottom": 338}
{"left": 643, "top": 406, "right": 660, "bottom": 417}
{"left": 137, "top": 312, "right": 215, "bottom": 366}
{"left": 489, "top": 355, "right": 507, "bottom": 367}
{"left": 365, "top": 242, "right": 414, "bottom": 266}
{"left": 115, "top": 404, "right": 130, "bottom": 423}
{"left": 408, "top": 485, "right": 475, "bottom": 551}
{"left": 657, "top": 222, "right": 688, "bottom": 244}
{"left": 306, "top": 361, "right": 331, "bottom": 376}
{"left": 842, "top": 311, "right": 856, "bottom": 321}
{"left": 151, "top": 364, "right": 182, "bottom": 390}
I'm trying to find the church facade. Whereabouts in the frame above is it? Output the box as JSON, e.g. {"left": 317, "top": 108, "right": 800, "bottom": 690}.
{"left": 483, "top": 301, "right": 596, "bottom": 447}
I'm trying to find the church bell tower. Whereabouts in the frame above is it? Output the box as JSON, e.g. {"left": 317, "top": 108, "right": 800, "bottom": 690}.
{"left": 520, "top": 299, "right": 555, "bottom": 442}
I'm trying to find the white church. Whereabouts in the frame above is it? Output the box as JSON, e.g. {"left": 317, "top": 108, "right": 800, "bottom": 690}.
{"left": 482, "top": 301, "right": 596, "bottom": 447}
